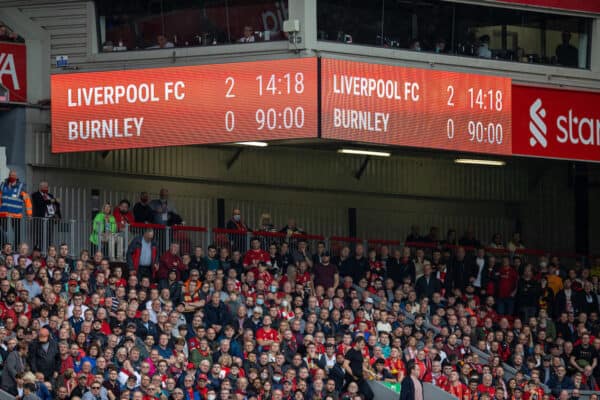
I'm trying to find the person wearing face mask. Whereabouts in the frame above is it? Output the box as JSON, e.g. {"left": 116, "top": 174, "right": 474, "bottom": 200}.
{"left": 0, "top": 170, "right": 32, "bottom": 244}
{"left": 31, "top": 181, "right": 60, "bottom": 221}
{"left": 225, "top": 208, "right": 250, "bottom": 252}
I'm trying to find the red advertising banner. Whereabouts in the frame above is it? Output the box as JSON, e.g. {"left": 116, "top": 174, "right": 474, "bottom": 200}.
{"left": 51, "top": 58, "right": 317, "bottom": 153}
{"left": 0, "top": 42, "right": 26, "bottom": 102}
{"left": 321, "top": 58, "right": 512, "bottom": 156}
{"left": 496, "top": 0, "right": 600, "bottom": 13}
{"left": 512, "top": 85, "right": 600, "bottom": 162}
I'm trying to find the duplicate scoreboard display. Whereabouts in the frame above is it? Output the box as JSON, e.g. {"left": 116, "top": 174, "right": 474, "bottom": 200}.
{"left": 51, "top": 58, "right": 318, "bottom": 152}
{"left": 320, "top": 58, "right": 512, "bottom": 155}
{"left": 53, "top": 56, "right": 513, "bottom": 157}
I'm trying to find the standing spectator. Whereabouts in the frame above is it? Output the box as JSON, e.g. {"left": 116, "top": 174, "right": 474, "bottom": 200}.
{"left": 496, "top": 256, "right": 518, "bottom": 315}
{"left": 406, "top": 226, "right": 422, "bottom": 244}
{"left": 225, "top": 208, "right": 249, "bottom": 252}
{"left": 291, "top": 239, "right": 313, "bottom": 268}
{"left": 312, "top": 251, "right": 338, "bottom": 290}
{"left": 89, "top": 203, "right": 122, "bottom": 261}
{"left": 508, "top": 232, "right": 526, "bottom": 254}
{"left": 576, "top": 281, "right": 599, "bottom": 315}
{"left": 150, "top": 189, "right": 181, "bottom": 226}
{"left": 28, "top": 328, "right": 59, "bottom": 382}
{"left": 517, "top": 264, "right": 541, "bottom": 320}
{"left": 400, "top": 361, "right": 424, "bottom": 400}
{"left": 280, "top": 218, "right": 305, "bottom": 237}
{"left": 0, "top": 170, "right": 32, "bottom": 243}
{"left": 415, "top": 262, "right": 442, "bottom": 300}
{"left": 446, "top": 247, "right": 476, "bottom": 294}
{"left": 343, "top": 337, "right": 373, "bottom": 400}
{"left": 126, "top": 229, "right": 158, "bottom": 281}
{"left": 113, "top": 200, "right": 134, "bottom": 232}
{"left": 341, "top": 244, "right": 368, "bottom": 285}
{"left": 31, "top": 181, "right": 60, "bottom": 220}
{"left": 1, "top": 342, "right": 27, "bottom": 394}
{"left": 556, "top": 31, "right": 579, "bottom": 67}
{"left": 133, "top": 192, "right": 154, "bottom": 223}
{"left": 388, "top": 247, "right": 416, "bottom": 285}
{"left": 459, "top": 228, "right": 481, "bottom": 248}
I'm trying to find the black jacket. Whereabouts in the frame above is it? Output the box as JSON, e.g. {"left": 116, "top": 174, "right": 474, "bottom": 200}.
{"left": 415, "top": 275, "right": 443, "bottom": 300}
{"left": 28, "top": 339, "right": 60, "bottom": 380}
{"left": 133, "top": 201, "right": 154, "bottom": 223}
{"left": 339, "top": 256, "right": 368, "bottom": 284}
{"left": 328, "top": 363, "right": 346, "bottom": 392}
{"left": 576, "top": 291, "right": 600, "bottom": 316}
{"left": 31, "top": 191, "right": 61, "bottom": 219}
{"left": 445, "top": 257, "right": 476, "bottom": 293}
{"left": 136, "top": 320, "right": 159, "bottom": 341}
{"left": 204, "top": 301, "right": 232, "bottom": 328}
{"left": 399, "top": 376, "right": 423, "bottom": 400}
{"left": 387, "top": 258, "right": 416, "bottom": 285}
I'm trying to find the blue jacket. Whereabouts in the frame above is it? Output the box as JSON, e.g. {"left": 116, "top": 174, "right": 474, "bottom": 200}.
{"left": 0, "top": 179, "right": 31, "bottom": 217}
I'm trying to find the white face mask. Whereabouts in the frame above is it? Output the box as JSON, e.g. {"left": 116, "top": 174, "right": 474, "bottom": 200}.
{"left": 208, "top": 395, "right": 216, "bottom": 400}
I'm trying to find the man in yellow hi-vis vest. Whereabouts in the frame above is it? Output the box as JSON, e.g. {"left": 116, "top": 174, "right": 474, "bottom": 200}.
{"left": 0, "top": 170, "right": 32, "bottom": 244}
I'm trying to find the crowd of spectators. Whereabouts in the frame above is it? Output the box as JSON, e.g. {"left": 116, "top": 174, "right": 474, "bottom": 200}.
{"left": 0, "top": 176, "right": 600, "bottom": 400}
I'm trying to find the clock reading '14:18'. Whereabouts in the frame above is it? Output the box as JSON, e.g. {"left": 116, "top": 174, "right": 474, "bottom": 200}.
{"left": 256, "top": 73, "right": 305, "bottom": 96}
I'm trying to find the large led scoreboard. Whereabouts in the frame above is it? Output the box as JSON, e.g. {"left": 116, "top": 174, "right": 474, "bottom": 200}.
{"left": 51, "top": 56, "right": 600, "bottom": 163}
{"left": 320, "top": 58, "right": 512, "bottom": 155}
{"left": 51, "top": 58, "right": 318, "bottom": 153}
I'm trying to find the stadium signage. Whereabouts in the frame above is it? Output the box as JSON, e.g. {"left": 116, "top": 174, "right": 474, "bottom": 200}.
{"left": 513, "top": 85, "right": 600, "bottom": 162}
{"left": 321, "top": 58, "right": 513, "bottom": 156}
{"left": 0, "top": 42, "right": 26, "bottom": 103}
{"left": 50, "top": 58, "right": 318, "bottom": 153}
{"left": 496, "top": 0, "right": 600, "bottom": 14}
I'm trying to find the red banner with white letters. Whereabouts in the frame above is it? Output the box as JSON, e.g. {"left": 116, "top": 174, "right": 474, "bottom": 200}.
{"left": 512, "top": 85, "right": 600, "bottom": 162}
{"left": 496, "top": 0, "right": 600, "bottom": 13}
{"left": 0, "top": 42, "right": 26, "bottom": 103}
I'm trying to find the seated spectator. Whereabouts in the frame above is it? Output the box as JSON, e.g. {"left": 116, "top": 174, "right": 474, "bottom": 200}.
{"left": 478, "top": 35, "right": 492, "bottom": 59}
{"left": 409, "top": 39, "right": 421, "bottom": 52}
{"left": 239, "top": 26, "right": 255, "bottom": 43}
{"left": 149, "top": 34, "right": 174, "bottom": 49}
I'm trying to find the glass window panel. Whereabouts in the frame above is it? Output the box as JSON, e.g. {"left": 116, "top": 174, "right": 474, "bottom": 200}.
{"left": 317, "top": 0, "right": 592, "bottom": 69}
{"left": 96, "top": 0, "right": 289, "bottom": 51}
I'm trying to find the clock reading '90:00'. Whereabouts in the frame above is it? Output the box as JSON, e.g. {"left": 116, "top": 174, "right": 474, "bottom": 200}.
{"left": 50, "top": 57, "right": 511, "bottom": 156}
{"left": 51, "top": 58, "right": 319, "bottom": 153}
{"left": 320, "top": 58, "right": 512, "bottom": 156}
